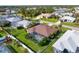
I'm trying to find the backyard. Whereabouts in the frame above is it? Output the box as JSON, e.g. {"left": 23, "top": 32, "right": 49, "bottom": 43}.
{"left": 7, "top": 39, "right": 29, "bottom": 53}
{"left": 0, "top": 27, "right": 29, "bottom": 53}
{"left": 3, "top": 26, "right": 70, "bottom": 53}
{"left": 5, "top": 28, "right": 47, "bottom": 52}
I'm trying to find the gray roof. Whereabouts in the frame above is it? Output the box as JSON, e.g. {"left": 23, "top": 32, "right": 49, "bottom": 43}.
{"left": 13, "top": 20, "right": 31, "bottom": 28}
{"left": 53, "top": 30, "right": 79, "bottom": 52}
{"left": 5, "top": 16, "right": 22, "bottom": 22}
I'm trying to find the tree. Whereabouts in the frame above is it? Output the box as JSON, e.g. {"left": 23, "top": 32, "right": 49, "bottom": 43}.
{"left": 18, "top": 7, "right": 27, "bottom": 19}
{"left": 38, "top": 37, "right": 50, "bottom": 46}
{"left": 75, "top": 15, "right": 79, "bottom": 23}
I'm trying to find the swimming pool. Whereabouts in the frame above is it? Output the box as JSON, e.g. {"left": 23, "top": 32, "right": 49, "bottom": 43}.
{"left": 0, "top": 43, "right": 11, "bottom": 53}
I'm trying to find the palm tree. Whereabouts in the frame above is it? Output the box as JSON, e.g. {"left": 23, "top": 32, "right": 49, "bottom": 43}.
{"left": 18, "top": 7, "right": 27, "bottom": 20}
{"left": 55, "top": 20, "right": 63, "bottom": 32}
{"left": 75, "top": 13, "right": 79, "bottom": 23}
{"left": 76, "top": 17, "right": 79, "bottom": 23}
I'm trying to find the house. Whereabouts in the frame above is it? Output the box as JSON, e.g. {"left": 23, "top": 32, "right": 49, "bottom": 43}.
{"left": 60, "top": 12, "right": 73, "bottom": 17}
{"left": 0, "top": 8, "right": 6, "bottom": 15}
{"left": 52, "top": 12, "right": 73, "bottom": 18}
{"left": 59, "top": 16, "right": 76, "bottom": 22}
{"left": 13, "top": 20, "right": 32, "bottom": 28}
{"left": 52, "top": 7, "right": 71, "bottom": 18}
{"left": 27, "top": 24, "right": 58, "bottom": 42}
{"left": 6, "top": 9, "right": 17, "bottom": 16}
{"left": 5, "top": 16, "right": 22, "bottom": 26}
{"left": 0, "top": 15, "right": 10, "bottom": 26}
{"left": 36, "top": 13, "right": 53, "bottom": 19}
{"left": 53, "top": 8, "right": 68, "bottom": 16}
{"left": 55, "top": 7, "right": 71, "bottom": 13}
{"left": 53, "top": 30, "right": 79, "bottom": 53}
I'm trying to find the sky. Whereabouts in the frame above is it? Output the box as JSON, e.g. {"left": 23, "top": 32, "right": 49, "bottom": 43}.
{"left": 0, "top": 0, "right": 78, "bottom": 5}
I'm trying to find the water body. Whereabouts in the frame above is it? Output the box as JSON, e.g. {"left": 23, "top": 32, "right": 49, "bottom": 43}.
{"left": 0, "top": 43, "right": 11, "bottom": 53}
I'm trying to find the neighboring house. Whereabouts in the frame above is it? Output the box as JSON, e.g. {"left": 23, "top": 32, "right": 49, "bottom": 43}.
{"left": 5, "top": 16, "right": 22, "bottom": 26}
{"left": 36, "top": 13, "right": 53, "bottom": 19}
{"left": 52, "top": 12, "right": 73, "bottom": 18}
{"left": 52, "top": 8, "right": 71, "bottom": 18}
{"left": 0, "top": 8, "right": 6, "bottom": 15}
{"left": 54, "top": 8, "right": 70, "bottom": 13}
{"left": 13, "top": 20, "right": 32, "bottom": 28}
{"left": 0, "top": 15, "right": 9, "bottom": 26}
{"left": 27, "top": 24, "right": 58, "bottom": 42}
{"left": 53, "top": 8, "right": 68, "bottom": 15}
{"left": 59, "top": 16, "right": 76, "bottom": 22}
{"left": 60, "top": 12, "right": 73, "bottom": 17}
{"left": 53, "top": 30, "right": 79, "bottom": 53}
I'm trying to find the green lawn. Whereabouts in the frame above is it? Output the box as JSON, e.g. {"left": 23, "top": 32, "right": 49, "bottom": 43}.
{"left": 4, "top": 26, "right": 70, "bottom": 53}
{"left": 43, "top": 33, "right": 63, "bottom": 53}
{"left": 0, "top": 30, "right": 7, "bottom": 36}
{"left": 7, "top": 39, "right": 29, "bottom": 53}
{"left": 63, "top": 22, "right": 79, "bottom": 27}
{"left": 5, "top": 28, "right": 47, "bottom": 52}
{"left": 42, "top": 18, "right": 58, "bottom": 22}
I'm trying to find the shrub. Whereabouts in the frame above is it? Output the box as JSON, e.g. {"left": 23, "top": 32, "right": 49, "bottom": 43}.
{"left": 38, "top": 38, "right": 50, "bottom": 46}
{"left": 0, "top": 34, "right": 2, "bottom": 37}
{"left": 4, "top": 22, "right": 11, "bottom": 27}
{"left": 17, "top": 26, "right": 24, "bottom": 29}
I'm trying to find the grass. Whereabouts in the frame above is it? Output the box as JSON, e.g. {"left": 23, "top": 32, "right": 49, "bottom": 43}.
{"left": 42, "top": 18, "right": 79, "bottom": 28}
{"left": 0, "top": 28, "right": 29, "bottom": 53}
{"left": 7, "top": 45, "right": 17, "bottom": 53}
{"left": 42, "top": 18, "right": 58, "bottom": 22}
{"left": 5, "top": 28, "right": 47, "bottom": 52}
{"left": 4, "top": 26, "right": 70, "bottom": 53}
{"left": 43, "top": 33, "right": 63, "bottom": 53}
{"left": 63, "top": 22, "right": 79, "bottom": 27}
{"left": 61, "top": 27, "right": 71, "bottom": 32}
{"left": 7, "top": 39, "right": 29, "bottom": 53}
{"left": 0, "top": 30, "right": 7, "bottom": 36}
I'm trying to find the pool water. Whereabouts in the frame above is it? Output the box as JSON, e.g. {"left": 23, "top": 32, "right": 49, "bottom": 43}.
{"left": 0, "top": 43, "right": 11, "bottom": 53}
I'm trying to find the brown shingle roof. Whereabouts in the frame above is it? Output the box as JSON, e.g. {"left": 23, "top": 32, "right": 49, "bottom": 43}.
{"left": 28, "top": 24, "right": 58, "bottom": 37}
